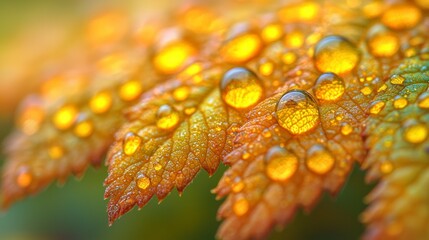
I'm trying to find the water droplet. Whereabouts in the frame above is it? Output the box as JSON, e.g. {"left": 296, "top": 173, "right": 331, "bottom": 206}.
{"left": 306, "top": 32, "right": 322, "bottom": 45}
{"left": 367, "top": 25, "right": 399, "bottom": 57}
{"left": 377, "top": 84, "right": 387, "bottom": 93}
{"left": 220, "top": 67, "right": 264, "bottom": 109}
{"left": 180, "top": 6, "right": 224, "bottom": 34}
{"left": 154, "top": 163, "right": 162, "bottom": 171}
{"left": 221, "top": 33, "right": 262, "bottom": 63}
{"left": 284, "top": 30, "right": 304, "bottom": 48}
{"left": 173, "top": 86, "right": 190, "bottom": 101}
{"left": 18, "top": 103, "right": 45, "bottom": 135}
{"left": 360, "top": 86, "right": 373, "bottom": 96}
{"left": 368, "top": 101, "right": 385, "bottom": 115}
{"left": 180, "top": 62, "right": 203, "bottom": 79}
{"left": 136, "top": 173, "right": 151, "bottom": 190}
{"left": 258, "top": 61, "right": 274, "bottom": 76}
{"left": 86, "top": 11, "right": 127, "bottom": 45}
{"left": 393, "top": 96, "right": 408, "bottom": 109}
{"left": 97, "top": 53, "right": 129, "bottom": 75}
{"left": 153, "top": 40, "right": 196, "bottom": 74}
{"left": 262, "top": 129, "right": 272, "bottom": 138}
{"left": 90, "top": 91, "right": 113, "bottom": 114}
{"left": 184, "top": 107, "right": 196, "bottom": 115}
{"left": 123, "top": 132, "right": 142, "bottom": 155}
{"left": 265, "top": 146, "right": 298, "bottom": 182}
{"left": 53, "top": 104, "right": 79, "bottom": 130}
{"left": 231, "top": 178, "right": 245, "bottom": 193}
{"left": 363, "top": 1, "right": 385, "bottom": 18}
{"left": 233, "top": 197, "right": 249, "bottom": 216}
{"left": 390, "top": 75, "right": 405, "bottom": 85}
{"left": 340, "top": 123, "right": 353, "bottom": 136}
{"left": 156, "top": 104, "right": 180, "bottom": 130}
{"left": 314, "top": 72, "right": 345, "bottom": 101}
{"left": 49, "top": 144, "right": 64, "bottom": 160}
{"left": 381, "top": 3, "right": 422, "bottom": 30}
{"left": 242, "top": 151, "right": 251, "bottom": 160}
{"left": 314, "top": 36, "right": 360, "bottom": 75}
{"left": 276, "top": 90, "right": 319, "bottom": 135}
{"left": 415, "top": 0, "right": 429, "bottom": 9}
{"left": 74, "top": 118, "right": 94, "bottom": 138}
{"left": 281, "top": 52, "right": 297, "bottom": 65}
{"left": 261, "top": 23, "right": 283, "bottom": 43}
{"left": 379, "top": 161, "right": 394, "bottom": 174}
{"left": 306, "top": 144, "right": 335, "bottom": 174}
{"left": 417, "top": 92, "right": 429, "bottom": 109}
{"left": 16, "top": 166, "right": 32, "bottom": 188}
{"left": 403, "top": 120, "right": 427, "bottom": 144}
{"left": 119, "top": 80, "right": 142, "bottom": 101}
{"left": 278, "top": 2, "right": 320, "bottom": 22}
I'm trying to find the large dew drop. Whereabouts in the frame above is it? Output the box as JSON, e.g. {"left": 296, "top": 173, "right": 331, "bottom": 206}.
{"left": 220, "top": 67, "right": 263, "bottom": 110}
{"left": 276, "top": 90, "right": 319, "bottom": 135}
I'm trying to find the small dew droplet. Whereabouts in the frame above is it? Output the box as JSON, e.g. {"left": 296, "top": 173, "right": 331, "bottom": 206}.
{"left": 417, "top": 92, "right": 429, "bottom": 109}
{"left": 403, "top": 120, "right": 428, "bottom": 144}
{"left": 379, "top": 161, "right": 394, "bottom": 175}
{"left": 390, "top": 74, "right": 405, "bottom": 85}
{"left": 381, "top": 3, "right": 422, "bottom": 30}
{"left": 367, "top": 25, "right": 400, "bottom": 58}
{"left": 340, "top": 123, "right": 353, "bottom": 136}
{"left": 231, "top": 178, "right": 245, "bottom": 193}
{"left": 233, "top": 197, "right": 250, "bottom": 216}
{"left": 261, "top": 23, "right": 283, "bottom": 43}
{"left": 123, "top": 132, "right": 142, "bottom": 156}
{"left": 156, "top": 104, "right": 180, "bottom": 130}
{"left": 49, "top": 144, "right": 64, "bottom": 160}
{"left": 360, "top": 86, "right": 373, "bottom": 96}
{"left": 153, "top": 40, "right": 196, "bottom": 74}
{"left": 314, "top": 72, "right": 345, "bottom": 101}
{"left": 18, "top": 104, "right": 45, "bottom": 135}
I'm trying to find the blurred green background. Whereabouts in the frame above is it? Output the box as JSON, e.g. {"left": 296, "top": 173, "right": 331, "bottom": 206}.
{"left": 0, "top": 1, "right": 373, "bottom": 239}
